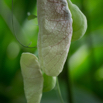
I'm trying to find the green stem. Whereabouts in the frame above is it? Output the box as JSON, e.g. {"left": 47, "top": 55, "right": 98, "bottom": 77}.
{"left": 67, "top": 62, "right": 73, "bottom": 103}
{"left": 56, "top": 77, "right": 65, "bottom": 103}
{"left": 63, "top": 59, "right": 73, "bottom": 103}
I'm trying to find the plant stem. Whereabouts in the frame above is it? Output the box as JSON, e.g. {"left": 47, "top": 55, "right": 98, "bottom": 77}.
{"left": 56, "top": 77, "right": 65, "bottom": 103}
{"left": 64, "top": 59, "right": 73, "bottom": 103}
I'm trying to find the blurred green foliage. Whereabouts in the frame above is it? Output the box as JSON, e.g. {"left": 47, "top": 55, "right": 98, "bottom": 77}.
{"left": 0, "top": 0, "right": 103, "bottom": 103}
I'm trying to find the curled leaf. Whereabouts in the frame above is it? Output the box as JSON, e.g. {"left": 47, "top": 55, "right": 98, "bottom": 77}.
{"left": 37, "top": 0, "right": 72, "bottom": 76}
{"left": 20, "top": 53, "right": 43, "bottom": 103}
{"left": 67, "top": 0, "right": 87, "bottom": 41}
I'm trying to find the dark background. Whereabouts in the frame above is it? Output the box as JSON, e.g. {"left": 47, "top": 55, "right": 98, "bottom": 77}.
{"left": 0, "top": 0, "right": 103, "bottom": 103}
